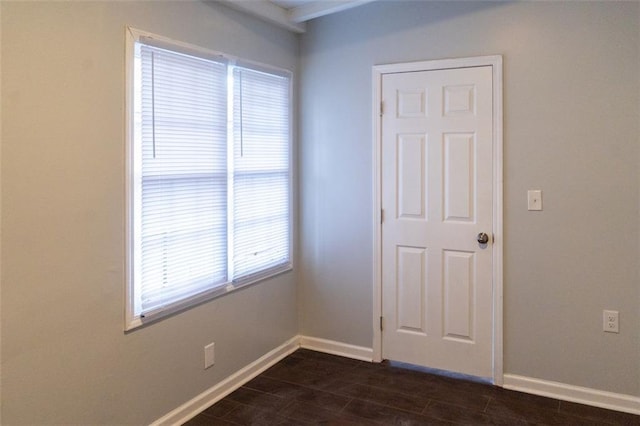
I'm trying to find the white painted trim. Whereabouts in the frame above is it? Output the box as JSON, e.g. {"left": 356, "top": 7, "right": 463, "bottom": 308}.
{"left": 151, "top": 335, "right": 373, "bottom": 425}
{"left": 150, "top": 337, "right": 639, "bottom": 424}
{"left": 219, "top": 0, "right": 306, "bottom": 33}
{"left": 491, "top": 56, "right": 504, "bottom": 387}
{"left": 287, "top": 0, "right": 376, "bottom": 23}
{"left": 124, "top": 26, "right": 139, "bottom": 331}
{"left": 299, "top": 336, "right": 374, "bottom": 362}
{"left": 503, "top": 374, "right": 640, "bottom": 416}
{"left": 221, "top": 0, "right": 376, "bottom": 30}
{"left": 123, "top": 27, "right": 295, "bottom": 331}
{"left": 0, "top": 3, "right": 3, "bottom": 421}
{"left": 373, "top": 56, "right": 501, "bottom": 74}
{"left": 371, "top": 66, "right": 383, "bottom": 363}
{"left": 151, "top": 336, "right": 300, "bottom": 426}
{"left": 371, "top": 55, "right": 504, "bottom": 383}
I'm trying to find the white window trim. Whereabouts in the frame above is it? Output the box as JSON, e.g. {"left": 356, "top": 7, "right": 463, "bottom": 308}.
{"left": 124, "top": 27, "right": 294, "bottom": 331}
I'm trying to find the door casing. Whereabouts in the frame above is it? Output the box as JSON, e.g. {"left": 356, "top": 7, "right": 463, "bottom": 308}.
{"left": 372, "top": 56, "right": 503, "bottom": 385}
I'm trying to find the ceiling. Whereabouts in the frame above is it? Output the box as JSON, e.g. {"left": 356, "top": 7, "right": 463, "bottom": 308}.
{"left": 220, "top": 0, "right": 375, "bottom": 33}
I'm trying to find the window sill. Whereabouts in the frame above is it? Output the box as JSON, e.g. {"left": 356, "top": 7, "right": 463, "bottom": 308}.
{"left": 125, "top": 263, "right": 292, "bottom": 332}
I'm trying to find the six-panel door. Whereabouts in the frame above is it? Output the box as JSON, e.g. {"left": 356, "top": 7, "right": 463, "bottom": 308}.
{"left": 381, "top": 66, "right": 494, "bottom": 378}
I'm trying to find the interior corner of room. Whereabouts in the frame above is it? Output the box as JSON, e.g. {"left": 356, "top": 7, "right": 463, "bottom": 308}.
{"left": 0, "top": 0, "right": 638, "bottom": 424}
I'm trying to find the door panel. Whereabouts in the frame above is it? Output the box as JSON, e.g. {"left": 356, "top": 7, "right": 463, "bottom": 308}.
{"left": 444, "top": 133, "right": 475, "bottom": 222}
{"left": 397, "top": 134, "right": 427, "bottom": 218}
{"left": 381, "top": 66, "right": 493, "bottom": 377}
{"left": 443, "top": 249, "right": 474, "bottom": 341}
{"left": 396, "top": 246, "right": 427, "bottom": 334}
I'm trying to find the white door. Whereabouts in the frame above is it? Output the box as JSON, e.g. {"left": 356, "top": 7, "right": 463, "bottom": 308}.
{"left": 381, "top": 66, "right": 494, "bottom": 378}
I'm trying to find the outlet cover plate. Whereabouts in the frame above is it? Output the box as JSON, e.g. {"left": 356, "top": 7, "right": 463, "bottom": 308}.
{"left": 603, "top": 310, "right": 619, "bottom": 333}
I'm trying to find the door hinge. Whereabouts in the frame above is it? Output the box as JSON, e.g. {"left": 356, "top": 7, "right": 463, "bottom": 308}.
{"left": 380, "top": 209, "right": 384, "bottom": 224}
{"left": 380, "top": 316, "right": 384, "bottom": 331}
{"left": 380, "top": 101, "right": 384, "bottom": 117}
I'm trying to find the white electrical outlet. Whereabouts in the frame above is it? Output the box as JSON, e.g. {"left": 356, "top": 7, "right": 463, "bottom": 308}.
{"left": 204, "top": 342, "right": 215, "bottom": 369}
{"left": 603, "top": 310, "right": 619, "bottom": 333}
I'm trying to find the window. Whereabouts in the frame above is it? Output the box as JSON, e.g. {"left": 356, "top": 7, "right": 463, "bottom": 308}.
{"left": 125, "top": 29, "right": 292, "bottom": 330}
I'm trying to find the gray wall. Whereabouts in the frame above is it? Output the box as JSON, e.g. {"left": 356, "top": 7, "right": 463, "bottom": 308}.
{"left": 299, "top": 1, "right": 640, "bottom": 396}
{"left": 2, "top": 1, "right": 639, "bottom": 423}
{"left": 1, "top": 2, "right": 298, "bottom": 424}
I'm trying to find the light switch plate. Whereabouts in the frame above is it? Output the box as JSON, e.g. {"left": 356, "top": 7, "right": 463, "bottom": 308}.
{"left": 528, "top": 190, "right": 542, "bottom": 211}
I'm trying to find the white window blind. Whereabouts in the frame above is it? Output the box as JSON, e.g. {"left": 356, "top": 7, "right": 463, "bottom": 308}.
{"left": 232, "top": 66, "right": 291, "bottom": 282}
{"left": 137, "top": 44, "right": 229, "bottom": 316}
{"left": 128, "top": 31, "right": 292, "bottom": 328}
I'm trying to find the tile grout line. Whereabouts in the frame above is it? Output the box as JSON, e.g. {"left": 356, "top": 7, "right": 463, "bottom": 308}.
{"left": 420, "top": 399, "right": 434, "bottom": 415}
{"left": 189, "top": 350, "right": 640, "bottom": 425}
{"left": 275, "top": 398, "right": 304, "bottom": 424}
{"left": 251, "top": 374, "right": 362, "bottom": 420}
{"left": 268, "top": 363, "right": 497, "bottom": 416}
{"left": 337, "top": 398, "right": 357, "bottom": 419}
{"left": 482, "top": 395, "right": 493, "bottom": 413}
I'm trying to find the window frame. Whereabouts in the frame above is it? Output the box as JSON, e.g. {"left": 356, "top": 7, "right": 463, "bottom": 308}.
{"left": 125, "top": 27, "right": 294, "bottom": 331}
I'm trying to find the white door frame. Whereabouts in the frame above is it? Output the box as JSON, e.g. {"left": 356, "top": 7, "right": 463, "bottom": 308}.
{"left": 372, "top": 55, "right": 504, "bottom": 385}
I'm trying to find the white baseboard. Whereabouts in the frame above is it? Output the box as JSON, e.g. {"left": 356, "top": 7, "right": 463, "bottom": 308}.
{"left": 151, "top": 338, "right": 639, "bottom": 424}
{"left": 299, "top": 335, "right": 374, "bottom": 362}
{"left": 503, "top": 374, "right": 640, "bottom": 415}
{"left": 151, "top": 336, "right": 300, "bottom": 426}
{"left": 151, "top": 335, "right": 373, "bottom": 425}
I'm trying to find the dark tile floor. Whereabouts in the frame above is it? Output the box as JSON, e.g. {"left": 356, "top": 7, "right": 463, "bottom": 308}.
{"left": 184, "top": 349, "right": 640, "bottom": 425}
